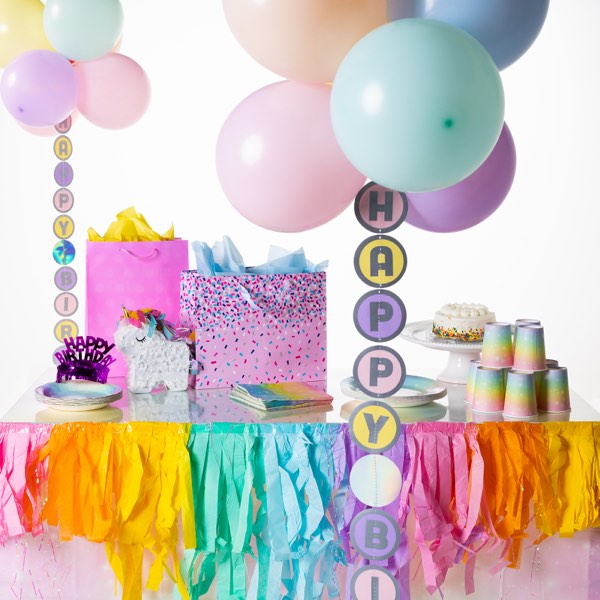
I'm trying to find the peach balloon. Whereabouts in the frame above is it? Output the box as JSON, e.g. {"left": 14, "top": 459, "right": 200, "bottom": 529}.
{"left": 222, "top": 0, "right": 388, "bottom": 83}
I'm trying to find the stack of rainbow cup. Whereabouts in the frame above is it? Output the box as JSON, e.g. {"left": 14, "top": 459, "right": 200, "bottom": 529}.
{"left": 469, "top": 319, "right": 570, "bottom": 417}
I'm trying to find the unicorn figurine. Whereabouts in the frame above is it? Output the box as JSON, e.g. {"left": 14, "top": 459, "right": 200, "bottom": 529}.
{"left": 114, "top": 308, "right": 192, "bottom": 393}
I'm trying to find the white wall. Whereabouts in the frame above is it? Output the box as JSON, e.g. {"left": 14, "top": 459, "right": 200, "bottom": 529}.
{"left": 1, "top": 1, "right": 599, "bottom": 415}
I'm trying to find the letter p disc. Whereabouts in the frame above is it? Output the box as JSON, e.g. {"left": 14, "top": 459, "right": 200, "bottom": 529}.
{"left": 353, "top": 346, "right": 406, "bottom": 398}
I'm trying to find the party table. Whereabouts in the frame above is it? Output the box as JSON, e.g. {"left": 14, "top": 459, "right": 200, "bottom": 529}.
{"left": 4, "top": 368, "right": 599, "bottom": 425}
{"left": 1, "top": 369, "right": 599, "bottom": 600}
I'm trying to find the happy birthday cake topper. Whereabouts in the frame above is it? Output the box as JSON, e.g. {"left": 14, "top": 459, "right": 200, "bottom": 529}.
{"left": 55, "top": 335, "right": 116, "bottom": 384}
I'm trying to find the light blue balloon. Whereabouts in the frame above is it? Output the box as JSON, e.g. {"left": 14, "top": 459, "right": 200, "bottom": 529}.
{"left": 43, "top": 0, "right": 124, "bottom": 62}
{"left": 388, "top": 0, "right": 549, "bottom": 70}
{"left": 330, "top": 19, "right": 504, "bottom": 193}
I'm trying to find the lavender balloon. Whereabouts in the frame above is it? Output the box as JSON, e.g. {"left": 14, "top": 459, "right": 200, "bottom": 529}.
{"left": 1, "top": 50, "right": 78, "bottom": 127}
{"left": 405, "top": 123, "right": 516, "bottom": 233}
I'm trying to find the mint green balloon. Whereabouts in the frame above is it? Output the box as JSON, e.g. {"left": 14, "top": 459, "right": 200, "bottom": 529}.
{"left": 331, "top": 19, "right": 505, "bottom": 192}
{"left": 43, "top": 0, "right": 123, "bottom": 62}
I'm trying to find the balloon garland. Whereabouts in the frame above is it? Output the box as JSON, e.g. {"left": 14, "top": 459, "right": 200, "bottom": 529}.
{"left": 220, "top": 1, "right": 549, "bottom": 232}
{"left": 0, "top": 0, "right": 149, "bottom": 131}
{"left": 0, "top": 2, "right": 549, "bottom": 227}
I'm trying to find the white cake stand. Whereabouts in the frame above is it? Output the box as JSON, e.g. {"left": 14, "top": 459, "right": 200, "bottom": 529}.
{"left": 400, "top": 320, "right": 482, "bottom": 384}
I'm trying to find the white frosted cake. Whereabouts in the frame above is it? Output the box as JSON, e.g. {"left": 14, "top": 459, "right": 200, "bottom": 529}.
{"left": 432, "top": 303, "right": 495, "bottom": 342}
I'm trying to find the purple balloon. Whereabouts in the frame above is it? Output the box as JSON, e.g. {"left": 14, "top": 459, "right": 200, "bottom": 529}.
{"left": 1, "top": 50, "right": 78, "bottom": 127}
{"left": 405, "top": 123, "right": 516, "bottom": 233}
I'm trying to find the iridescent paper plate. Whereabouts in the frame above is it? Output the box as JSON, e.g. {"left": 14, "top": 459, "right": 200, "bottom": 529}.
{"left": 34, "top": 381, "right": 122, "bottom": 411}
{"left": 36, "top": 406, "right": 124, "bottom": 423}
{"left": 340, "top": 375, "right": 447, "bottom": 408}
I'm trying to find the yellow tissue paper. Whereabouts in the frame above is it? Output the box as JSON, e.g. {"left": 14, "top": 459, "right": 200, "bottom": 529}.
{"left": 88, "top": 206, "right": 175, "bottom": 242}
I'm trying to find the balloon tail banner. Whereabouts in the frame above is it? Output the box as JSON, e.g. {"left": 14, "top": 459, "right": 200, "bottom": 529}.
{"left": 476, "top": 423, "right": 561, "bottom": 569}
{"left": 544, "top": 422, "right": 600, "bottom": 536}
{"left": 2, "top": 421, "right": 599, "bottom": 598}
{"left": 402, "top": 423, "right": 486, "bottom": 595}
{"left": 251, "top": 423, "right": 343, "bottom": 600}
{"left": 186, "top": 424, "right": 257, "bottom": 600}
{"left": 187, "top": 423, "right": 347, "bottom": 600}
{"left": 0, "top": 424, "right": 52, "bottom": 543}
{"left": 41, "top": 422, "right": 193, "bottom": 600}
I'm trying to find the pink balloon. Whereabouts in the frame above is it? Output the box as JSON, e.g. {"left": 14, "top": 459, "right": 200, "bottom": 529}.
{"left": 74, "top": 53, "right": 150, "bottom": 129}
{"left": 0, "top": 50, "right": 78, "bottom": 127}
{"left": 405, "top": 123, "right": 516, "bottom": 233}
{"left": 216, "top": 81, "right": 366, "bottom": 232}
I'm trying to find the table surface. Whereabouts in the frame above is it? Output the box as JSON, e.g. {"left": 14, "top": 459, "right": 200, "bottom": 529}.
{"left": 2, "top": 367, "right": 598, "bottom": 425}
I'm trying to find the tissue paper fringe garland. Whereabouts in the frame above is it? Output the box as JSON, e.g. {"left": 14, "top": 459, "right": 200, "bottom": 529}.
{"left": 0, "top": 422, "right": 599, "bottom": 600}
{"left": 39, "top": 422, "right": 195, "bottom": 600}
{"left": 0, "top": 424, "right": 51, "bottom": 543}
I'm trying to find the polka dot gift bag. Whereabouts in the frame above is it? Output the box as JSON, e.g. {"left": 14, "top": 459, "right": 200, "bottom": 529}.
{"left": 86, "top": 208, "right": 189, "bottom": 377}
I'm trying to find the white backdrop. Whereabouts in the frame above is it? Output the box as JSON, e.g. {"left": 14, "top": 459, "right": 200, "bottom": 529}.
{"left": 1, "top": 1, "right": 599, "bottom": 415}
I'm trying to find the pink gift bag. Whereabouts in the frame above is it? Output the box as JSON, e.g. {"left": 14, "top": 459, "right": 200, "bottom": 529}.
{"left": 180, "top": 271, "right": 327, "bottom": 389}
{"left": 86, "top": 240, "right": 189, "bottom": 376}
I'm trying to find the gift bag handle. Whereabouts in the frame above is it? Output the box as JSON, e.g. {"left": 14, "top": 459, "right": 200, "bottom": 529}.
{"left": 120, "top": 248, "right": 159, "bottom": 261}
{"left": 238, "top": 280, "right": 292, "bottom": 312}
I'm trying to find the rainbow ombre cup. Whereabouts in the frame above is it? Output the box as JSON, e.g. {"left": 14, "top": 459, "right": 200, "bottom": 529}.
{"left": 503, "top": 370, "right": 538, "bottom": 418}
{"left": 465, "top": 359, "right": 480, "bottom": 404}
{"left": 515, "top": 318, "right": 541, "bottom": 329}
{"left": 533, "top": 369, "right": 547, "bottom": 400}
{"left": 472, "top": 366, "right": 505, "bottom": 413}
{"left": 514, "top": 319, "right": 541, "bottom": 348}
{"left": 538, "top": 366, "right": 571, "bottom": 412}
{"left": 481, "top": 322, "right": 513, "bottom": 368}
{"left": 513, "top": 325, "right": 546, "bottom": 371}
{"left": 546, "top": 359, "right": 559, "bottom": 368}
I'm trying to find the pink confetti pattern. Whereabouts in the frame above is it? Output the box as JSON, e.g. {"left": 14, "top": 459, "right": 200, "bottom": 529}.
{"left": 180, "top": 271, "right": 327, "bottom": 388}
